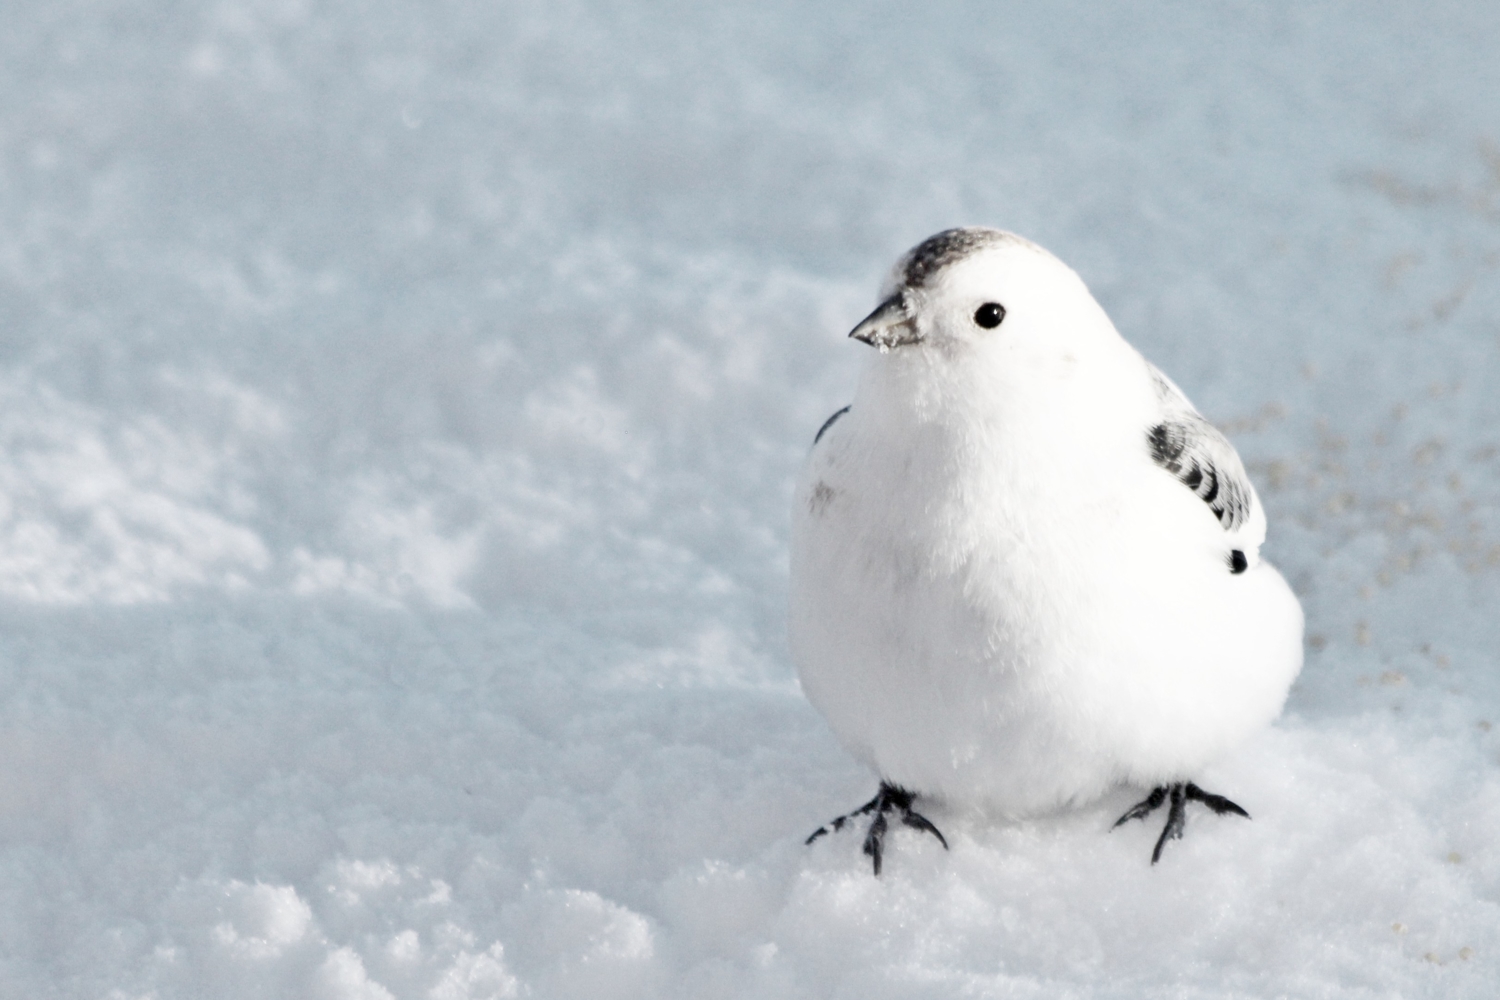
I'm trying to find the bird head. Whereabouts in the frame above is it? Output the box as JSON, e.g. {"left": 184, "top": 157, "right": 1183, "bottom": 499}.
{"left": 849, "top": 227, "right": 1112, "bottom": 360}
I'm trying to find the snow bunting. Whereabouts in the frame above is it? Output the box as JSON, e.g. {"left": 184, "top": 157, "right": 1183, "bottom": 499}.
{"left": 793, "top": 228, "right": 1303, "bottom": 872}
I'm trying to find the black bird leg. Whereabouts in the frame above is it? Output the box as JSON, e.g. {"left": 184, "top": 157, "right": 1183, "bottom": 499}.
{"left": 806, "top": 781, "right": 949, "bottom": 876}
{"left": 1112, "top": 781, "right": 1250, "bottom": 864}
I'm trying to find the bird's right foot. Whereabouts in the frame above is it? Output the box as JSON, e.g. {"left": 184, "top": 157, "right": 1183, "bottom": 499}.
{"left": 806, "top": 781, "right": 948, "bottom": 876}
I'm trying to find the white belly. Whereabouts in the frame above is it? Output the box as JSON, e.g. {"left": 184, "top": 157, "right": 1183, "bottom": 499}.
{"left": 789, "top": 412, "right": 1303, "bottom": 817}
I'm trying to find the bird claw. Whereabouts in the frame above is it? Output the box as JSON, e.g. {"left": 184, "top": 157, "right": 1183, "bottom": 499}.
{"left": 1151, "top": 785, "right": 1187, "bottom": 863}
{"left": 1111, "top": 786, "right": 1167, "bottom": 828}
{"left": 1185, "top": 782, "right": 1251, "bottom": 818}
{"left": 1112, "top": 781, "right": 1250, "bottom": 864}
{"left": 807, "top": 781, "right": 948, "bottom": 875}
{"left": 804, "top": 788, "right": 884, "bottom": 845}
{"left": 861, "top": 810, "right": 890, "bottom": 873}
{"left": 899, "top": 808, "right": 950, "bottom": 850}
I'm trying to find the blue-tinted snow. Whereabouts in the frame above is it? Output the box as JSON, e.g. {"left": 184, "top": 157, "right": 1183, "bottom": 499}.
{"left": 1, "top": 1, "right": 1499, "bottom": 996}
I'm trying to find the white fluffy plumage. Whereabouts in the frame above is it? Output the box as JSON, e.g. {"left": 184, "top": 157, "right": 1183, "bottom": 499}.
{"left": 790, "top": 228, "right": 1303, "bottom": 821}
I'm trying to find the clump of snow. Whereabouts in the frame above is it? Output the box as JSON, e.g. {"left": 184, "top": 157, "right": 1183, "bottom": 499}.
{"left": 2, "top": 0, "right": 1499, "bottom": 996}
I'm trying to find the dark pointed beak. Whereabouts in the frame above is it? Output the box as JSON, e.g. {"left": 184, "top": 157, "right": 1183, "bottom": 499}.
{"left": 848, "top": 292, "right": 921, "bottom": 351}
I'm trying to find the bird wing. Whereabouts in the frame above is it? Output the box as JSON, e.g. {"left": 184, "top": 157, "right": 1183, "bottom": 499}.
{"left": 1144, "top": 364, "right": 1256, "bottom": 534}
{"left": 813, "top": 405, "right": 850, "bottom": 445}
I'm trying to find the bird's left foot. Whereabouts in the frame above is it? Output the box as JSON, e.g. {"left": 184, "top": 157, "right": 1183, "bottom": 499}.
{"left": 1112, "top": 782, "right": 1249, "bottom": 864}
{"left": 806, "top": 781, "right": 948, "bottom": 876}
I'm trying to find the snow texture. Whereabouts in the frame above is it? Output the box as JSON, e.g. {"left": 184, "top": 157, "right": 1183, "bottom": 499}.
{"left": 0, "top": 1, "right": 1497, "bottom": 996}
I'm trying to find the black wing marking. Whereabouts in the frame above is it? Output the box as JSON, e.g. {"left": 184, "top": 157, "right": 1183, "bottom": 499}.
{"left": 814, "top": 405, "right": 850, "bottom": 444}
{"left": 1145, "top": 366, "right": 1254, "bottom": 533}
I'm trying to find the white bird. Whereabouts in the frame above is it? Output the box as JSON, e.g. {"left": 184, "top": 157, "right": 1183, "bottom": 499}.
{"left": 792, "top": 228, "right": 1304, "bottom": 872}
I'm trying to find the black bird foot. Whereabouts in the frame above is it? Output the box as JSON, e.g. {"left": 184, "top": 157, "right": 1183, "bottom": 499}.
{"left": 806, "top": 781, "right": 949, "bottom": 876}
{"left": 1112, "top": 782, "right": 1250, "bottom": 864}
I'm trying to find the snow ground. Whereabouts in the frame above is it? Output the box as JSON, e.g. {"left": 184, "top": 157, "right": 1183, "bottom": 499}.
{"left": 1, "top": 0, "right": 1499, "bottom": 996}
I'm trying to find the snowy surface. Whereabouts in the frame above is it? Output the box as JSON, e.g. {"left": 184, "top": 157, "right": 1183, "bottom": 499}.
{"left": 1, "top": 1, "right": 1499, "bottom": 996}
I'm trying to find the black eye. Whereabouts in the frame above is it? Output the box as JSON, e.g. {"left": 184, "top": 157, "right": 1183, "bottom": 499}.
{"left": 973, "top": 302, "right": 1006, "bottom": 329}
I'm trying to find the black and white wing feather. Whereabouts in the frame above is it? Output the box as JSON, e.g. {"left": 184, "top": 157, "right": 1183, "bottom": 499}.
{"left": 1144, "top": 365, "right": 1256, "bottom": 534}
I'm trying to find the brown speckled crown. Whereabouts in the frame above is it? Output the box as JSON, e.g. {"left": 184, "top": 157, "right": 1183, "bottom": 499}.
{"left": 899, "top": 228, "right": 1018, "bottom": 288}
